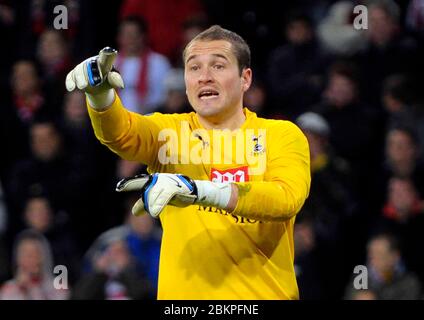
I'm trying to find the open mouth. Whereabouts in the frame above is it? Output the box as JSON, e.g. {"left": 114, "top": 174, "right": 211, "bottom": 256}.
{"left": 198, "top": 89, "right": 219, "bottom": 100}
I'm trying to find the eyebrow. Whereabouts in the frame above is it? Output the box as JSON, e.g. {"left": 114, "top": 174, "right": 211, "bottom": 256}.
{"left": 186, "top": 53, "right": 229, "bottom": 64}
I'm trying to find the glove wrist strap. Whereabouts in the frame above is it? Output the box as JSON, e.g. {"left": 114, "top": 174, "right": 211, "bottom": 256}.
{"left": 194, "top": 180, "right": 232, "bottom": 210}
{"left": 86, "top": 89, "right": 115, "bottom": 111}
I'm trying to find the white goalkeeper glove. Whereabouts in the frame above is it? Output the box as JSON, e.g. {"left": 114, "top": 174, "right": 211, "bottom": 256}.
{"left": 65, "top": 47, "right": 124, "bottom": 109}
{"left": 116, "top": 173, "right": 233, "bottom": 218}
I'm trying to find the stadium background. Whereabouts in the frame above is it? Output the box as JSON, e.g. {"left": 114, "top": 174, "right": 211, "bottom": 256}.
{"left": 0, "top": 0, "right": 424, "bottom": 299}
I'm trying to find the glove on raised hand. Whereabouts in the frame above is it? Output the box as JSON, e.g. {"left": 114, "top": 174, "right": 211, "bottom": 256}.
{"left": 65, "top": 47, "right": 124, "bottom": 109}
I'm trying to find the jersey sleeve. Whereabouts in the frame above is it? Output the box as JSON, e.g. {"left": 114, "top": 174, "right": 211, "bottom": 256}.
{"left": 86, "top": 91, "right": 174, "bottom": 167}
{"left": 232, "top": 121, "right": 311, "bottom": 221}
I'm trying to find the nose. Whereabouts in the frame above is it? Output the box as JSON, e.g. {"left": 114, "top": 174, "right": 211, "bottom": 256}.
{"left": 198, "top": 67, "right": 213, "bottom": 84}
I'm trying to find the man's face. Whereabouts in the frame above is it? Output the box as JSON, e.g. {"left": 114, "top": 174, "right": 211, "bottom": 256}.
{"left": 118, "top": 22, "right": 144, "bottom": 55}
{"left": 368, "top": 7, "right": 397, "bottom": 46}
{"left": 24, "top": 198, "right": 52, "bottom": 233}
{"left": 37, "top": 30, "right": 66, "bottom": 64}
{"left": 30, "top": 123, "right": 61, "bottom": 161}
{"left": 12, "top": 61, "right": 39, "bottom": 96}
{"left": 286, "top": 21, "right": 312, "bottom": 45}
{"left": 324, "top": 74, "right": 356, "bottom": 108}
{"left": 386, "top": 130, "right": 416, "bottom": 164}
{"left": 368, "top": 238, "right": 399, "bottom": 276}
{"left": 388, "top": 178, "right": 416, "bottom": 215}
{"left": 304, "top": 131, "right": 326, "bottom": 160}
{"left": 184, "top": 40, "right": 252, "bottom": 121}
{"left": 64, "top": 91, "right": 87, "bottom": 125}
{"left": 17, "top": 240, "right": 43, "bottom": 276}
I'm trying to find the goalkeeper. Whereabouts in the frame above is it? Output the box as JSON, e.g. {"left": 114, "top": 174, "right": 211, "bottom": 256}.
{"left": 66, "top": 25, "right": 311, "bottom": 300}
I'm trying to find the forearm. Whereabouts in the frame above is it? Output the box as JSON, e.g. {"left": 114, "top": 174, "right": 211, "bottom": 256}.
{"left": 196, "top": 179, "right": 308, "bottom": 222}
{"left": 87, "top": 91, "right": 130, "bottom": 143}
{"left": 230, "top": 181, "right": 309, "bottom": 222}
{"left": 87, "top": 92, "right": 159, "bottom": 164}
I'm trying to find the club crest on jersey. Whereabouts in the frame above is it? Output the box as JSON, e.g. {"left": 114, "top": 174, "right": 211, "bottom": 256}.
{"left": 252, "top": 135, "right": 265, "bottom": 155}
{"left": 210, "top": 166, "right": 249, "bottom": 183}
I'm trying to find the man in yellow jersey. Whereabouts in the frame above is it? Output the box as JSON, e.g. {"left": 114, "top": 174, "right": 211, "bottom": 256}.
{"left": 65, "top": 25, "right": 311, "bottom": 300}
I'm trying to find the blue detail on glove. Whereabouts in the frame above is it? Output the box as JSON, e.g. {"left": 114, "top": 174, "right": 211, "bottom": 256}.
{"left": 177, "top": 175, "right": 194, "bottom": 192}
{"left": 87, "top": 59, "right": 96, "bottom": 86}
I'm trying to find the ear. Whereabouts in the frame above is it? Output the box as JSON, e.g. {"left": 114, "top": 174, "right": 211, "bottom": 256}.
{"left": 241, "top": 68, "right": 252, "bottom": 92}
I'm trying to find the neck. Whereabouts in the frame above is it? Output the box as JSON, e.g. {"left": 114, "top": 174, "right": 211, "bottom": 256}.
{"left": 197, "top": 107, "right": 246, "bottom": 130}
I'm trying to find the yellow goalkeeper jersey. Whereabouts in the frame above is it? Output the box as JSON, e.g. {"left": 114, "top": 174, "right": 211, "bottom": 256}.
{"left": 87, "top": 93, "right": 311, "bottom": 300}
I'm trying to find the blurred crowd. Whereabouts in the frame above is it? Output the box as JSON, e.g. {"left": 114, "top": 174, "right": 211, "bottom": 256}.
{"left": 0, "top": 0, "right": 424, "bottom": 300}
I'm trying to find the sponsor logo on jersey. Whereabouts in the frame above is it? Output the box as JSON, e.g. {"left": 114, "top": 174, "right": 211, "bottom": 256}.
{"left": 210, "top": 166, "right": 249, "bottom": 183}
